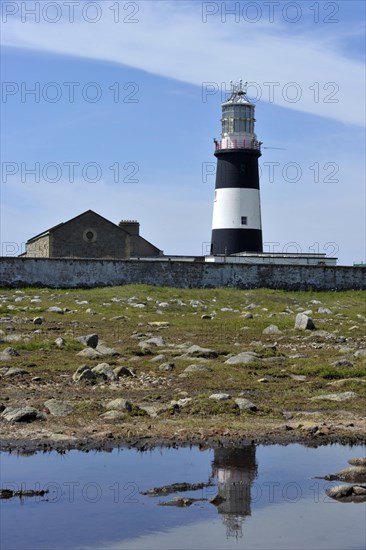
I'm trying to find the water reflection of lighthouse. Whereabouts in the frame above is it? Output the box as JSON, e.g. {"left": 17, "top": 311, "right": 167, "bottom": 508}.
{"left": 212, "top": 445, "right": 258, "bottom": 539}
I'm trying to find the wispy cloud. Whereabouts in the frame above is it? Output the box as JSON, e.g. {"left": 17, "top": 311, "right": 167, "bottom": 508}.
{"left": 2, "top": 1, "right": 364, "bottom": 126}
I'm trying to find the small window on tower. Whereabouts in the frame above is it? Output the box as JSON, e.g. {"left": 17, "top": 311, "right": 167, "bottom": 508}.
{"left": 241, "top": 216, "right": 247, "bottom": 225}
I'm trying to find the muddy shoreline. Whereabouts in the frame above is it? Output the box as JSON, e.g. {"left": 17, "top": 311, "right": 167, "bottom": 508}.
{"left": 1, "top": 430, "right": 365, "bottom": 455}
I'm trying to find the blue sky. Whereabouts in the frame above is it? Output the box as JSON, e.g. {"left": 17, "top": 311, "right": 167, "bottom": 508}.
{"left": 1, "top": 0, "right": 365, "bottom": 264}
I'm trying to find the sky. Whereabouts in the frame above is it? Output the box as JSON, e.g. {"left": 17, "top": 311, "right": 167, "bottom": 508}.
{"left": 1, "top": 0, "right": 365, "bottom": 265}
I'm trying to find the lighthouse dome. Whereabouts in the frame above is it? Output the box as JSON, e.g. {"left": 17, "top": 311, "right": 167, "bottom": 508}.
{"left": 220, "top": 81, "right": 257, "bottom": 142}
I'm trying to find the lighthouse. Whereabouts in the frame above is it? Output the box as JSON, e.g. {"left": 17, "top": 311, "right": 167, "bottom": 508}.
{"left": 211, "top": 80, "right": 263, "bottom": 255}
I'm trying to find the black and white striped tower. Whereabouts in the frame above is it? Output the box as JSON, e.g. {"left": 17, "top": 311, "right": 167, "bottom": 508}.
{"left": 211, "top": 80, "right": 263, "bottom": 255}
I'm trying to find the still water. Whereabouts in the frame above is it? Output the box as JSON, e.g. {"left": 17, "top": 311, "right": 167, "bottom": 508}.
{"left": 1, "top": 443, "right": 365, "bottom": 550}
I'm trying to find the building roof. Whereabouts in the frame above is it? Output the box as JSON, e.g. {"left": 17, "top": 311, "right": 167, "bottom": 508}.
{"left": 27, "top": 210, "right": 133, "bottom": 244}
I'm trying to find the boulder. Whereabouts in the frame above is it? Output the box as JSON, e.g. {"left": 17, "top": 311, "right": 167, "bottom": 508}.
{"left": 92, "top": 363, "right": 117, "bottom": 381}
{"left": 225, "top": 352, "right": 258, "bottom": 365}
{"left": 72, "top": 365, "right": 96, "bottom": 382}
{"left": 295, "top": 313, "right": 316, "bottom": 330}
{"left": 141, "top": 337, "right": 165, "bottom": 347}
{"left": 348, "top": 458, "right": 366, "bottom": 467}
{"left": 76, "top": 334, "right": 99, "bottom": 348}
{"left": 325, "top": 466, "right": 366, "bottom": 483}
{"left": 326, "top": 484, "right": 366, "bottom": 502}
{"left": 44, "top": 399, "right": 74, "bottom": 416}
{"left": 262, "top": 324, "right": 282, "bottom": 335}
{"left": 1, "top": 406, "right": 45, "bottom": 423}
{"left": 96, "top": 344, "right": 119, "bottom": 357}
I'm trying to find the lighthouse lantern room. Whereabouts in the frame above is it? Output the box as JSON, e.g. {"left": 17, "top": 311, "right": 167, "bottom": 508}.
{"left": 211, "top": 80, "right": 263, "bottom": 255}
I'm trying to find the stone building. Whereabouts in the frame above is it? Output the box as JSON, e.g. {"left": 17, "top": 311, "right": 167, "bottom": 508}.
{"left": 21, "top": 210, "right": 163, "bottom": 259}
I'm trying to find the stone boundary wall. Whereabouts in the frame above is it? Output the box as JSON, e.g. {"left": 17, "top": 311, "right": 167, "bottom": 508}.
{"left": 0, "top": 258, "right": 365, "bottom": 291}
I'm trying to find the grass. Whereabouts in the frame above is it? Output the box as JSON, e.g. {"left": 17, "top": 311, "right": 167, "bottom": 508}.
{"left": 0, "top": 285, "right": 365, "bottom": 441}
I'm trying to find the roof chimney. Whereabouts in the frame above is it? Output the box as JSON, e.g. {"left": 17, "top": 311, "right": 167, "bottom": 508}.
{"left": 119, "top": 220, "right": 140, "bottom": 236}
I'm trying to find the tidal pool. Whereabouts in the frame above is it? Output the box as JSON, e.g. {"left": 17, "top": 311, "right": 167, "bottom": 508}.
{"left": 1, "top": 443, "right": 365, "bottom": 550}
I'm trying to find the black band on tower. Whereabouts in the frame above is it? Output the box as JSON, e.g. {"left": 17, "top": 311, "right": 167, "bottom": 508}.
{"left": 214, "top": 150, "right": 261, "bottom": 190}
{"left": 211, "top": 229, "right": 263, "bottom": 255}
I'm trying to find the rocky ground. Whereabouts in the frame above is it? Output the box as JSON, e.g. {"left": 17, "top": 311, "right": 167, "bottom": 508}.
{"left": 0, "top": 285, "right": 365, "bottom": 453}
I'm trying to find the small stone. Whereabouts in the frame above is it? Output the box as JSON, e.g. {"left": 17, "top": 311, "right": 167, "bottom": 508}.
{"left": 183, "top": 364, "right": 212, "bottom": 374}
{"left": 234, "top": 398, "right": 257, "bottom": 411}
{"left": 46, "top": 306, "right": 64, "bottom": 314}
{"left": 4, "top": 367, "right": 29, "bottom": 377}
{"left": 331, "top": 359, "right": 354, "bottom": 368}
{"left": 175, "top": 398, "right": 192, "bottom": 407}
{"left": 318, "top": 307, "right": 332, "bottom": 314}
{"left": 150, "top": 354, "right": 167, "bottom": 363}
{"left": 186, "top": 345, "right": 218, "bottom": 359}
{"left": 242, "top": 312, "right": 253, "bottom": 319}
{"left": 85, "top": 308, "right": 97, "bottom": 315}
{"left": 354, "top": 349, "right": 366, "bottom": 358}
{"left": 158, "top": 362, "right": 175, "bottom": 372}
{"left": 289, "top": 374, "right": 307, "bottom": 381}
{"left": 310, "top": 391, "right": 357, "bottom": 402}
{"left": 295, "top": 313, "right": 316, "bottom": 330}
{"left": 33, "top": 317, "right": 44, "bottom": 325}
{"left": 114, "top": 366, "right": 135, "bottom": 377}
{"left": 55, "top": 337, "right": 65, "bottom": 348}
{"left": 105, "top": 398, "right": 132, "bottom": 412}
{"left": 201, "top": 314, "right": 212, "bottom": 320}
{"left": 142, "top": 337, "right": 165, "bottom": 347}
{"left": 96, "top": 344, "right": 119, "bottom": 357}
{"left": 225, "top": 352, "right": 258, "bottom": 365}
{"left": 1, "top": 347, "right": 20, "bottom": 357}
{"left": 76, "top": 347, "right": 102, "bottom": 359}
{"left": 262, "top": 324, "right": 282, "bottom": 335}
{"left": 148, "top": 321, "right": 169, "bottom": 328}
{"left": 209, "top": 393, "right": 231, "bottom": 401}
{"left": 100, "top": 410, "right": 125, "bottom": 420}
